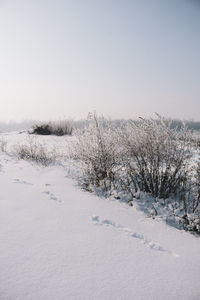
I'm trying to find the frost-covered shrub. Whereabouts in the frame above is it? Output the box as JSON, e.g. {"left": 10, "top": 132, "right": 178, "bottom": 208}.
{"left": 181, "top": 156, "right": 200, "bottom": 233}
{"left": 195, "top": 137, "right": 200, "bottom": 149}
{"left": 119, "top": 115, "right": 192, "bottom": 199}
{"left": 70, "top": 112, "right": 200, "bottom": 233}
{"left": 72, "top": 113, "right": 120, "bottom": 190}
{"left": 31, "top": 120, "right": 73, "bottom": 136}
{"left": 15, "top": 137, "right": 55, "bottom": 166}
{"left": 52, "top": 120, "right": 73, "bottom": 136}
{"left": 0, "top": 138, "right": 7, "bottom": 152}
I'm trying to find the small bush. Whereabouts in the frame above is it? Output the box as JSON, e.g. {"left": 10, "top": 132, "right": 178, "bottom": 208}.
{"left": 32, "top": 120, "right": 73, "bottom": 136}
{"left": 118, "top": 115, "right": 192, "bottom": 199}
{"left": 72, "top": 113, "right": 120, "bottom": 190}
{"left": 32, "top": 124, "right": 52, "bottom": 135}
{"left": 15, "top": 137, "right": 55, "bottom": 166}
{"left": 181, "top": 155, "right": 200, "bottom": 233}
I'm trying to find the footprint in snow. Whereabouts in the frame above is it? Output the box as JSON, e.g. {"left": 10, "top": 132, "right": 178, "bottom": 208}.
{"left": 13, "top": 178, "right": 33, "bottom": 185}
{"left": 92, "top": 216, "right": 179, "bottom": 257}
{"left": 43, "top": 191, "right": 62, "bottom": 203}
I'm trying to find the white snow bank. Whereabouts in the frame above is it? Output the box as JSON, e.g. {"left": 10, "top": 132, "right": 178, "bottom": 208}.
{"left": 0, "top": 148, "right": 200, "bottom": 300}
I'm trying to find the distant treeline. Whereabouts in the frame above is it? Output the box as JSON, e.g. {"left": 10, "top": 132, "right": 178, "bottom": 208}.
{"left": 0, "top": 118, "right": 200, "bottom": 133}
{"left": 114, "top": 119, "right": 200, "bottom": 131}
{"left": 169, "top": 119, "right": 200, "bottom": 131}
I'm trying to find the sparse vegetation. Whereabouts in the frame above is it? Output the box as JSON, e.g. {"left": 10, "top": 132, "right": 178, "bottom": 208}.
{"left": 72, "top": 113, "right": 200, "bottom": 233}
{"left": 8, "top": 113, "right": 200, "bottom": 233}
{"left": 15, "top": 137, "right": 56, "bottom": 166}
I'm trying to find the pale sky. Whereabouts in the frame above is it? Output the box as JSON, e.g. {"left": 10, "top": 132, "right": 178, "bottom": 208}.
{"left": 0, "top": 0, "right": 200, "bottom": 121}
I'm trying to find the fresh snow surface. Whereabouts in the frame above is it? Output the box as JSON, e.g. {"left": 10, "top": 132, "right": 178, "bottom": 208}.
{"left": 0, "top": 133, "right": 200, "bottom": 300}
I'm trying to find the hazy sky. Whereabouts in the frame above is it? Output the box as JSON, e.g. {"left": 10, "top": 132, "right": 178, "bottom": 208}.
{"left": 0, "top": 0, "right": 200, "bottom": 121}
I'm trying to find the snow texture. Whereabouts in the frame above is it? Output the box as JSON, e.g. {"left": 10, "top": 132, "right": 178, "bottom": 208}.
{"left": 0, "top": 133, "right": 200, "bottom": 299}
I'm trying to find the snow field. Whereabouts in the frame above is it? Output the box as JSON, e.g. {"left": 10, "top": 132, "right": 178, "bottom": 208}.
{"left": 0, "top": 133, "right": 200, "bottom": 299}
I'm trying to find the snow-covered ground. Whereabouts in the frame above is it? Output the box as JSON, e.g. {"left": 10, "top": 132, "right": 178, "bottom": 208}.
{"left": 0, "top": 132, "right": 200, "bottom": 300}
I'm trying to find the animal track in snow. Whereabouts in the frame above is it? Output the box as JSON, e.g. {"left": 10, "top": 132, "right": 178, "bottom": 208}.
{"left": 92, "top": 216, "right": 179, "bottom": 257}
{"left": 43, "top": 191, "right": 62, "bottom": 203}
{"left": 13, "top": 178, "right": 33, "bottom": 185}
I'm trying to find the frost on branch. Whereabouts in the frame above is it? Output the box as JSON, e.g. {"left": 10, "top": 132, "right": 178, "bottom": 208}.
{"left": 119, "top": 114, "right": 192, "bottom": 199}
{"left": 72, "top": 113, "right": 120, "bottom": 191}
